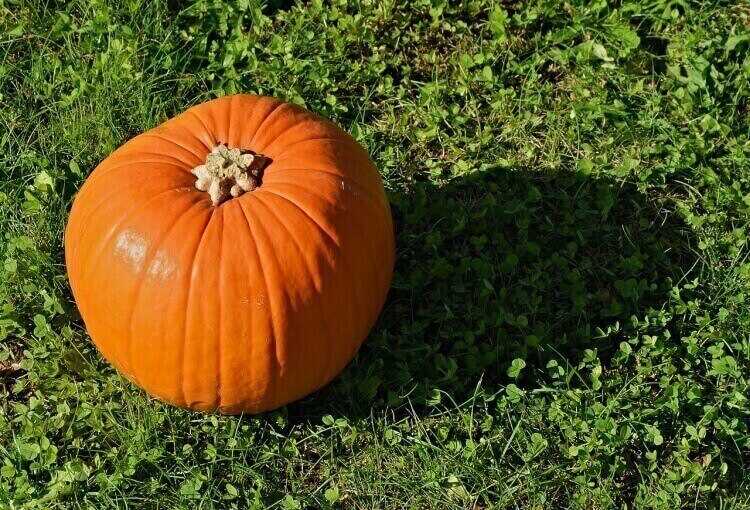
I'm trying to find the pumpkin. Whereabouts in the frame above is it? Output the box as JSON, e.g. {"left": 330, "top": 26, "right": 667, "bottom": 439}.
{"left": 64, "top": 95, "right": 395, "bottom": 414}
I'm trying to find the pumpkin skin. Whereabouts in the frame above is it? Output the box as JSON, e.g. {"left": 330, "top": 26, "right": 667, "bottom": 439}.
{"left": 64, "top": 95, "right": 395, "bottom": 414}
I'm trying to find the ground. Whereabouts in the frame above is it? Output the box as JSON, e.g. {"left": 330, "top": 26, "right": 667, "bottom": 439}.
{"left": 1, "top": 0, "right": 749, "bottom": 508}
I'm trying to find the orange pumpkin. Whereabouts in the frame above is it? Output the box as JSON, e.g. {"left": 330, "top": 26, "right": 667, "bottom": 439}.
{"left": 65, "top": 95, "right": 395, "bottom": 414}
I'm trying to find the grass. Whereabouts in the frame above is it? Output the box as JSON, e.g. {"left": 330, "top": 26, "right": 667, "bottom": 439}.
{"left": 1, "top": 0, "right": 750, "bottom": 507}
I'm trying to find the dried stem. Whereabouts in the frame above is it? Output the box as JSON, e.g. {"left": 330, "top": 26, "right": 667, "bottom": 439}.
{"left": 191, "top": 144, "right": 268, "bottom": 205}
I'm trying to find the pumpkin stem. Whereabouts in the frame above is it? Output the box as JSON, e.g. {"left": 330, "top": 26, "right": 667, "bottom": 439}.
{"left": 191, "top": 144, "right": 269, "bottom": 206}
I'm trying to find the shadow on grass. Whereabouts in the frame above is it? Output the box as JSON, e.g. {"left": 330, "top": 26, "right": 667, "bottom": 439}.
{"left": 288, "top": 167, "right": 696, "bottom": 422}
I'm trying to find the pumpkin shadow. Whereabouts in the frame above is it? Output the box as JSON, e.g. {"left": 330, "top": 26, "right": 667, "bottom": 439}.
{"left": 286, "top": 167, "right": 697, "bottom": 422}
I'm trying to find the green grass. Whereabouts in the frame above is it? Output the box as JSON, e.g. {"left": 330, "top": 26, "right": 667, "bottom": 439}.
{"left": 1, "top": 0, "right": 750, "bottom": 507}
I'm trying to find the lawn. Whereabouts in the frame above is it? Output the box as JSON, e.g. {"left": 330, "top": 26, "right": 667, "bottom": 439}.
{"left": 1, "top": 0, "right": 749, "bottom": 508}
